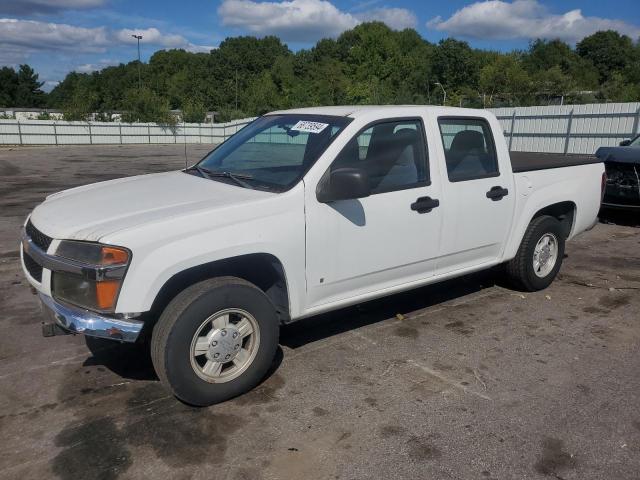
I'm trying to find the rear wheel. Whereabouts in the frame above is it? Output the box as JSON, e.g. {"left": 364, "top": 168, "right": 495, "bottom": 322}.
{"left": 151, "top": 277, "right": 279, "bottom": 406}
{"left": 506, "top": 215, "right": 565, "bottom": 291}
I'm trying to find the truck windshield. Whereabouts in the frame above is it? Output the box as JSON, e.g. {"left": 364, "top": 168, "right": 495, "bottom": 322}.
{"left": 194, "top": 114, "right": 351, "bottom": 191}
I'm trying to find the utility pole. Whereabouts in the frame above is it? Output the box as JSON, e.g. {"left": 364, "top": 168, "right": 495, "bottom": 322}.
{"left": 435, "top": 82, "right": 446, "bottom": 106}
{"left": 131, "top": 34, "right": 143, "bottom": 89}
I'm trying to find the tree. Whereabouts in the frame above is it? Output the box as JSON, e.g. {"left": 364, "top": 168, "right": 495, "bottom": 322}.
{"left": 479, "top": 55, "right": 531, "bottom": 106}
{"left": 432, "top": 39, "right": 480, "bottom": 92}
{"left": 121, "top": 87, "right": 174, "bottom": 124}
{"left": 577, "top": 30, "right": 635, "bottom": 82}
{"left": 62, "top": 85, "right": 97, "bottom": 121}
{"left": 181, "top": 97, "right": 207, "bottom": 123}
{"left": 14, "top": 65, "right": 45, "bottom": 107}
{"left": 0, "top": 67, "right": 19, "bottom": 106}
{"left": 36, "top": 25, "right": 640, "bottom": 118}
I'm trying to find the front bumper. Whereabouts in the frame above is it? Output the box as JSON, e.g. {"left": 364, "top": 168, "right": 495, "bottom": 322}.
{"left": 39, "top": 293, "right": 143, "bottom": 342}
{"left": 601, "top": 200, "right": 640, "bottom": 211}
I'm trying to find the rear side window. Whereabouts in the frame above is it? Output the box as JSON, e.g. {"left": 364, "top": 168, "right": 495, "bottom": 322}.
{"left": 331, "top": 119, "right": 429, "bottom": 194}
{"left": 438, "top": 118, "right": 498, "bottom": 182}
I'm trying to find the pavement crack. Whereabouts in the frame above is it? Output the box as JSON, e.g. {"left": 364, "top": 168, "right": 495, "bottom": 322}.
{"left": 407, "top": 359, "right": 492, "bottom": 401}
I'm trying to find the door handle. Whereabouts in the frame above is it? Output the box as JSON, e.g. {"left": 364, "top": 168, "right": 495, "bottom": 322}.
{"left": 486, "top": 186, "right": 509, "bottom": 201}
{"left": 411, "top": 196, "right": 440, "bottom": 213}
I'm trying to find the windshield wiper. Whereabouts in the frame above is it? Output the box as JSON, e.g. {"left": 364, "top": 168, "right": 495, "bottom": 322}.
{"left": 185, "top": 165, "right": 211, "bottom": 179}
{"left": 188, "top": 165, "right": 255, "bottom": 189}
{"left": 184, "top": 165, "right": 280, "bottom": 191}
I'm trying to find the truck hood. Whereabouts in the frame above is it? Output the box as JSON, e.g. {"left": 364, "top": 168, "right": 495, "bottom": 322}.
{"left": 595, "top": 146, "right": 640, "bottom": 164}
{"left": 29, "top": 171, "right": 274, "bottom": 241}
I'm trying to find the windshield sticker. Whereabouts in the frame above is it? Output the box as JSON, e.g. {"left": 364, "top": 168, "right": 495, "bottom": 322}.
{"left": 290, "top": 121, "right": 329, "bottom": 134}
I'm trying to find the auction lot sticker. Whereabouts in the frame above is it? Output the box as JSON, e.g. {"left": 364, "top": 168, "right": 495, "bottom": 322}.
{"left": 291, "top": 121, "right": 329, "bottom": 134}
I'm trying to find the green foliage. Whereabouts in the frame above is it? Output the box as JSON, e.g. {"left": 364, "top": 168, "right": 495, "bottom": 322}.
{"left": 181, "top": 97, "right": 207, "bottom": 123}
{"left": 577, "top": 30, "right": 635, "bottom": 82}
{"left": 63, "top": 86, "right": 97, "bottom": 121}
{"left": 121, "top": 87, "right": 175, "bottom": 125}
{"left": 0, "top": 65, "right": 45, "bottom": 108}
{"left": 36, "top": 111, "right": 51, "bottom": 120}
{"left": 5, "top": 24, "right": 639, "bottom": 120}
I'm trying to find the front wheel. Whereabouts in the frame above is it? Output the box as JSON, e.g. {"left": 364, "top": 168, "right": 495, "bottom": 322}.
{"left": 505, "top": 215, "right": 565, "bottom": 291}
{"left": 151, "top": 277, "right": 279, "bottom": 406}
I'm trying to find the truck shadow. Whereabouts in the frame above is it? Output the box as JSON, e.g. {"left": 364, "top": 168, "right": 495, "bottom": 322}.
{"left": 81, "top": 269, "right": 499, "bottom": 382}
{"left": 599, "top": 209, "right": 640, "bottom": 227}
{"left": 280, "top": 269, "right": 499, "bottom": 349}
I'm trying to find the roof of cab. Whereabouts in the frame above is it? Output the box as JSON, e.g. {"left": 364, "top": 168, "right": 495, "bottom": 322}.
{"left": 267, "top": 105, "right": 481, "bottom": 119}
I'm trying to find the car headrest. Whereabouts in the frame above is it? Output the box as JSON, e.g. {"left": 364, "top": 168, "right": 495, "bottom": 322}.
{"left": 450, "top": 130, "right": 485, "bottom": 155}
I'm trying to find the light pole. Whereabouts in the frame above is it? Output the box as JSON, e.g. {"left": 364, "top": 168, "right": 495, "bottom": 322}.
{"left": 131, "top": 34, "right": 143, "bottom": 89}
{"left": 435, "top": 82, "right": 446, "bottom": 106}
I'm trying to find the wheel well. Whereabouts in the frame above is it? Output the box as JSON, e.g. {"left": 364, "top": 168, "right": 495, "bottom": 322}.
{"left": 532, "top": 201, "right": 576, "bottom": 238}
{"left": 148, "top": 254, "right": 290, "bottom": 326}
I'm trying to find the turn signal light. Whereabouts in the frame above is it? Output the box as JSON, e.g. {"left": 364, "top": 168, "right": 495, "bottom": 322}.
{"left": 96, "top": 280, "right": 121, "bottom": 310}
{"left": 101, "top": 247, "right": 129, "bottom": 265}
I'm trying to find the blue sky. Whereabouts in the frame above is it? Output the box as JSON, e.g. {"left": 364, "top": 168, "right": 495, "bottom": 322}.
{"left": 1, "top": 0, "right": 639, "bottom": 90}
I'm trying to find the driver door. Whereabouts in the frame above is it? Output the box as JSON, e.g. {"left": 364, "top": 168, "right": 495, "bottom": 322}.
{"left": 304, "top": 117, "right": 443, "bottom": 309}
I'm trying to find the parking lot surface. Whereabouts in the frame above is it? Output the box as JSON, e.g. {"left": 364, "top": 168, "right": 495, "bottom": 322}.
{"left": 1, "top": 145, "right": 639, "bottom": 480}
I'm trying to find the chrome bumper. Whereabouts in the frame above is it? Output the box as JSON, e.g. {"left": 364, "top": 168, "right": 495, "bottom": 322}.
{"left": 39, "top": 293, "right": 143, "bottom": 342}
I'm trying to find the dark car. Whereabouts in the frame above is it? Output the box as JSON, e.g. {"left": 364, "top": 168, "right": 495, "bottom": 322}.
{"left": 596, "top": 135, "right": 640, "bottom": 210}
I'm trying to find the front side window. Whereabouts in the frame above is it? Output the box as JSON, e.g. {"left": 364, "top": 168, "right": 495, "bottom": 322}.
{"left": 331, "top": 119, "right": 428, "bottom": 194}
{"left": 196, "top": 114, "right": 350, "bottom": 191}
{"left": 630, "top": 135, "right": 640, "bottom": 147}
{"left": 438, "top": 118, "right": 499, "bottom": 182}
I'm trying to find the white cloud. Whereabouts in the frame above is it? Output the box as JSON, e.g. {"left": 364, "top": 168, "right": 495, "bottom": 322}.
{"left": 75, "top": 58, "right": 119, "bottom": 73}
{"left": 0, "top": 18, "right": 109, "bottom": 53}
{"left": 115, "top": 28, "right": 214, "bottom": 52}
{"left": 356, "top": 8, "right": 417, "bottom": 31}
{"left": 427, "top": 0, "right": 640, "bottom": 42}
{"left": 0, "top": 0, "right": 106, "bottom": 15}
{"left": 0, "top": 18, "right": 212, "bottom": 62}
{"left": 218, "top": 0, "right": 416, "bottom": 42}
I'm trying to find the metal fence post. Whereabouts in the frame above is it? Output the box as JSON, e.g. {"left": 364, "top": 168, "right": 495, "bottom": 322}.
{"left": 53, "top": 122, "right": 58, "bottom": 146}
{"left": 17, "top": 120, "right": 22, "bottom": 145}
{"left": 563, "top": 109, "right": 574, "bottom": 155}
{"left": 88, "top": 122, "right": 93, "bottom": 145}
{"left": 118, "top": 123, "right": 123, "bottom": 144}
{"left": 508, "top": 110, "right": 516, "bottom": 151}
{"left": 632, "top": 107, "right": 640, "bottom": 137}
{"left": 147, "top": 124, "right": 151, "bottom": 144}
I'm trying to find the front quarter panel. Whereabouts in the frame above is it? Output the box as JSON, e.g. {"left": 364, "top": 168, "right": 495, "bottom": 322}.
{"left": 106, "top": 184, "right": 306, "bottom": 317}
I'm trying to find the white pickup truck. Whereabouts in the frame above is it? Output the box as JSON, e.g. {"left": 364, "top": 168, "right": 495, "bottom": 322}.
{"left": 21, "top": 106, "right": 604, "bottom": 405}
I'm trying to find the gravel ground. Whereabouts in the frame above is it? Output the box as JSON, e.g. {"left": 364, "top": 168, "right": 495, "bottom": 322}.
{"left": 0, "top": 145, "right": 639, "bottom": 480}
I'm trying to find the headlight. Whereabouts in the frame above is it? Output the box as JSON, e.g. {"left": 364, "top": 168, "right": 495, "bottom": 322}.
{"left": 52, "top": 241, "right": 130, "bottom": 313}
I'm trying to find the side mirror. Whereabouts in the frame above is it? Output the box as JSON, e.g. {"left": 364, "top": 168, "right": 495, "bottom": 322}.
{"left": 317, "top": 167, "right": 371, "bottom": 203}
{"left": 620, "top": 139, "right": 631, "bottom": 146}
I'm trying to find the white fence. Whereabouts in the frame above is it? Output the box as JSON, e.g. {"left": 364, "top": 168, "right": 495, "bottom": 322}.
{"left": 0, "top": 118, "right": 255, "bottom": 146}
{"left": 490, "top": 102, "right": 640, "bottom": 154}
{"left": 1, "top": 103, "right": 640, "bottom": 154}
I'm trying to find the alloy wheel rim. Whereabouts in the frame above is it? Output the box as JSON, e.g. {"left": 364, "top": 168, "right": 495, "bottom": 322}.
{"left": 533, "top": 233, "right": 558, "bottom": 278}
{"left": 189, "top": 308, "right": 260, "bottom": 383}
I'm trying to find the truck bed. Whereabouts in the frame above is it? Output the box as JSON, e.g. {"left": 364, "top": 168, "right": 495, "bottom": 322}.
{"left": 510, "top": 152, "right": 602, "bottom": 173}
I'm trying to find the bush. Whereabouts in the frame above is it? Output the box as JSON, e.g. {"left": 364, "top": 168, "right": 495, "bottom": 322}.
{"left": 121, "top": 87, "right": 175, "bottom": 125}
{"left": 181, "top": 98, "right": 207, "bottom": 123}
{"left": 63, "top": 87, "right": 96, "bottom": 121}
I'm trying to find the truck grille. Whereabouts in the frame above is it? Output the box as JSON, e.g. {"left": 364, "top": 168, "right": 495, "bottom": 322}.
{"left": 26, "top": 220, "right": 53, "bottom": 252}
{"left": 604, "top": 162, "right": 640, "bottom": 206}
{"left": 23, "top": 251, "right": 43, "bottom": 282}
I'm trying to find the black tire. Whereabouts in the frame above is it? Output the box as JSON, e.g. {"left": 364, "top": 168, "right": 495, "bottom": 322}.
{"left": 506, "top": 215, "right": 565, "bottom": 291}
{"left": 151, "top": 276, "right": 279, "bottom": 406}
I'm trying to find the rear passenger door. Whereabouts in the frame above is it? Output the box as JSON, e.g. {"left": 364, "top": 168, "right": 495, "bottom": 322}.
{"left": 436, "top": 117, "right": 515, "bottom": 273}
